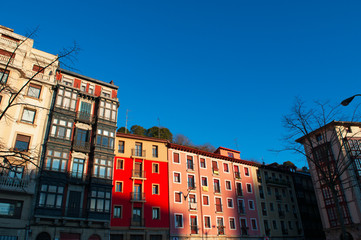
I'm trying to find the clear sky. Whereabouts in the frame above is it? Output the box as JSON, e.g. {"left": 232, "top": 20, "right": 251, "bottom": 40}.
{"left": 3, "top": 0, "right": 361, "bottom": 168}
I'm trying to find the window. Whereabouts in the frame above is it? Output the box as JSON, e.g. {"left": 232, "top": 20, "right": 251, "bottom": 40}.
{"left": 251, "top": 219, "right": 258, "bottom": 230}
{"left": 89, "top": 189, "right": 111, "bottom": 213}
{"left": 188, "top": 175, "right": 195, "bottom": 190}
{"left": 238, "top": 199, "right": 245, "bottom": 214}
{"left": 236, "top": 182, "right": 243, "bottom": 196}
{"left": 44, "top": 148, "right": 68, "bottom": 172}
{"left": 225, "top": 180, "right": 232, "bottom": 190}
{"left": 14, "top": 134, "right": 31, "bottom": 151}
{"left": 21, "top": 108, "right": 36, "bottom": 124}
{"left": 102, "top": 91, "right": 111, "bottom": 97}
{"left": 203, "top": 195, "right": 209, "bottom": 205}
{"left": 227, "top": 198, "right": 234, "bottom": 208}
{"left": 93, "top": 156, "right": 113, "bottom": 179}
{"left": 96, "top": 128, "right": 115, "bottom": 149}
{"left": 215, "top": 197, "right": 222, "bottom": 212}
{"left": 152, "top": 184, "right": 159, "bottom": 195}
{"left": 99, "top": 100, "right": 117, "bottom": 122}
{"left": 88, "top": 85, "right": 94, "bottom": 94}
{"left": 212, "top": 161, "right": 218, "bottom": 174}
{"left": 152, "top": 163, "right": 159, "bottom": 173}
{"left": 187, "top": 156, "right": 194, "bottom": 170}
{"left": 0, "top": 199, "right": 22, "bottom": 219}
{"left": 152, "top": 208, "right": 160, "bottom": 219}
{"left": 244, "top": 167, "right": 249, "bottom": 176}
{"left": 316, "top": 133, "right": 322, "bottom": 142}
{"left": 115, "top": 182, "right": 123, "bottom": 192}
{"left": 200, "top": 158, "right": 206, "bottom": 168}
{"left": 217, "top": 217, "right": 225, "bottom": 235}
{"left": 114, "top": 206, "right": 122, "bottom": 218}
{"left": 62, "top": 78, "right": 73, "bottom": 86}
{"left": 118, "top": 141, "right": 125, "bottom": 153}
{"left": 0, "top": 69, "right": 9, "bottom": 84}
{"left": 174, "top": 172, "right": 181, "bottom": 183}
{"left": 175, "top": 214, "right": 183, "bottom": 228}
{"left": 223, "top": 163, "right": 229, "bottom": 172}
{"left": 228, "top": 152, "right": 234, "bottom": 158}
{"left": 267, "top": 187, "right": 271, "bottom": 195}
{"left": 134, "top": 142, "right": 143, "bottom": 156}
{"left": 152, "top": 145, "right": 158, "bottom": 157}
{"left": 32, "top": 64, "right": 45, "bottom": 73}
{"left": 204, "top": 216, "right": 211, "bottom": 228}
{"left": 214, "top": 179, "right": 221, "bottom": 193}
{"left": 248, "top": 200, "right": 255, "bottom": 210}
{"left": 201, "top": 177, "right": 208, "bottom": 186}
{"left": 50, "top": 118, "right": 73, "bottom": 140}
{"left": 55, "top": 87, "right": 77, "bottom": 111}
{"left": 116, "top": 159, "right": 124, "bottom": 170}
{"left": 175, "top": 192, "right": 182, "bottom": 203}
{"left": 285, "top": 204, "right": 289, "bottom": 212}
{"left": 71, "top": 158, "right": 84, "bottom": 178}
{"left": 229, "top": 218, "right": 236, "bottom": 230}
{"left": 173, "top": 152, "right": 180, "bottom": 163}
{"left": 246, "top": 183, "right": 252, "bottom": 193}
{"left": 38, "top": 184, "right": 64, "bottom": 208}
{"left": 288, "top": 221, "right": 293, "bottom": 230}
{"left": 270, "top": 203, "right": 274, "bottom": 211}
{"left": 259, "top": 186, "right": 264, "bottom": 199}
{"left": 261, "top": 202, "right": 267, "bottom": 216}
{"left": 273, "top": 220, "right": 277, "bottom": 229}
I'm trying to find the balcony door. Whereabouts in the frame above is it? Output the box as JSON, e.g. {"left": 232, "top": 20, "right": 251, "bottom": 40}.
{"left": 132, "top": 207, "right": 142, "bottom": 226}
{"left": 134, "top": 162, "right": 142, "bottom": 177}
{"left": 190, "top": 215, "right": 198, "bottom": 234}
{"left": 67, "top": 190, "right": 81, "bottom": 217}
{"left": 133, "top": 184, "right": 142, "bottom": 200}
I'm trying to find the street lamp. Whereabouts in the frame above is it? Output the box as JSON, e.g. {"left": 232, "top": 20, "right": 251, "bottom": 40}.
{"left": 341, "top": 94, "right": 361, "bottom": 106}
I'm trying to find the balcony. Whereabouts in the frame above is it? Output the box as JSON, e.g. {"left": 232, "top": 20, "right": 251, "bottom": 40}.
{"left": 131, "top": 149, "right": 146, "bottom": 158}
{"left": 0, "top": 36, "right": 19, "bottom": 47}
{"left": 131, "top": 192, "right": 145, "bottom": 202}
{"left": 0, "top": 171, "right": 35, "bottom": 194}
{"left": 73, "top": 140, "right": 91, "bottom": 153}
{"left": 67, "top": 172, "right": 88, "bottom": 184}
{"left": 0, "top": 54, "right": 14, "bottom": 65}
{"left": 65, "top": 207, "right": 85, "bottom": 218}
{"left": 132, "top": 170, "right": 146, "bottom": 179}
{"left": 238, "top": 206, "right": 246, "bottom": 215}
{"left": 217, "top": 226, "right": 225, "bottom": 235}
{"left": 130, "top": 217, "right": 145, "bottom": 227}
{"left": 188, "top": 183, "right": 196, "bottom": 191}
{"left": 215, "top": 204, "right": 223, "bottom": 213}
{"left": 189, "top": 202, "right": 197, "bottom": 211}
{"left": 234, "top": 172, "right": 241, "bottom": 179}
{"left": 190, "top": 225, "right": 198, "bottom": 234}
{"left": 266, "top": 177, "right": 290, "bottom": 187}
{"left": 76, "top": 111, "right": 94, "bottom": 124}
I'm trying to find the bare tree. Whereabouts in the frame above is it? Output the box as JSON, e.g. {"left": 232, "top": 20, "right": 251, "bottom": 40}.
{"left": 282, "top": 97, "right": 361, "bottom": 240}
{"left": 0, "top": 26, "right": 78, "bottom": 176}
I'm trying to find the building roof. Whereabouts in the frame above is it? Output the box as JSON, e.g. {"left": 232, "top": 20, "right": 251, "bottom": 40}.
{"left": 295, "top": 120, "right": 361, "bottom": 143}
{"left": 168, "top": 143, "right": 260, "bottom": 167}
{"left": 58, "top": 68, "right": 118, "bottom": 90}
{"left": 116, "top": 132, "right": 168, "bottom": 143}
{"left": 215, "top": 146, "right": 240, "bottom": 154}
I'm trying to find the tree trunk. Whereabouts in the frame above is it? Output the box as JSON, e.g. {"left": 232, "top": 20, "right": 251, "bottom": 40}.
{"left": 330, "top": 184, "right": 348, "bottom": 240}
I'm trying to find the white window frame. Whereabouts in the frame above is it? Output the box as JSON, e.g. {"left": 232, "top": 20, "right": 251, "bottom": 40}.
{"left": 173, "top": 171, "right": 181, "bottom": 184}
{"left": 246, "top": 183, "right": 252, "bottom": 193}
{"left": 225, "top": 180, "right": 232, "bottom": 191}
{"left": 174, "top": 213, "right": 184, "bottom": 228}
{"left": 223, "top": 162, "right": 230, "bottom": 173}
{"left": 251, "top": 218, "right": 258, "bottom": 230}
{"left": 21, "top": 108, "right": 36, "bottom": 124}
{"left": 244, "top": 167, "right": 250, "bottom": 176}
{"left": 248, "top": 200, "right": 255, "bottom": 210}
{"left": 204, "top": 215, "right": 212, "bottom": 229}
{"left": 229, "top": 217, "right": 236, "bottom": 230}
{"left": 202, "top": 194, "right": 210, "bottom": 206}
{"left": 199, "top": 157, "right": 207, "bottom": 169}
{"left": 173, "top": 152, "right": 181, "bottom": 164}
{"left": 227, "top": 198, "right": 234, "bottom": 208}
{"left": 174, "top": 191, "right": 183, "bottom": 204}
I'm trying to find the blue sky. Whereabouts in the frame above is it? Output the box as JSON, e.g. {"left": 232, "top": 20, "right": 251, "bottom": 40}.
{"left": 3, "top": 0, "right": 361, "bottom": 167}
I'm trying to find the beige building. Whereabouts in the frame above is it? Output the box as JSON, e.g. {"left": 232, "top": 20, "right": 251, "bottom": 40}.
{"left": 0, "top": 25, "right": 58, "bottom": 240}
{"left": 255, "top": 165, "right": 303, "bottom": 240}
{"left": 297, "top": 121, "right": 361, "bottom": 240}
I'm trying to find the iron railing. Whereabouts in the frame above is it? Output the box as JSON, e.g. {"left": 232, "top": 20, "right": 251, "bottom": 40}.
{"left": 132, "top": 170, "right": 146, "bottom": 178}
{"left": 130, "top": 217, "right": 145, "bottom": 227}
{"left": 131, "top": 192, "right": 145, "bottom": 201}
{"left": 131, "top": 149, "right": 146, "bottom": 157}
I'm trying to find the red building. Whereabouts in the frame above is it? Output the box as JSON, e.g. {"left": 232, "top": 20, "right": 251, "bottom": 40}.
{"left": 110, "top": 133, "right": 169, "bottom": 240}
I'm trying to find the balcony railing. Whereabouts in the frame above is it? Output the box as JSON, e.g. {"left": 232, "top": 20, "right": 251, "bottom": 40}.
{"left": 131, "top": 192, "right": 145, "bottom": 201}
{"left": 0, "top": 55, "right": 14, "bottom": 65}
{"left": 131, "top": 149, "right": 146, "bottom": 157}
{"left": 212, "top": 168, "right": 219, "bottom": 175}
{"left": 76, "top": 111, "right": 94, "bottom": 123}
{"left": 189, "top": 202, "right": 197, "bottom": 210}
{"left": 67, "top": 172, "right": 88, "bottom": 183}
{"left": 132, "top": 170, "right": 146, "bottom": 178}
{"left": 238, "top": 206, "right": 246, "bottom": 214}
{"left": 188, "top": 182, "right": 196, "bottom": 190}
{"left": 190, "top": 225, "right": 198, "bottom": 234}
{"left": 234, "top": 172, "right": 241, "bottom": 179}
{"left": 217, "top": 226, "right": 225, "bottom": 235}
{"left": 0, "top": 36, "right": 19, "bottom": 46}
{"left": 0, "top": 171, "right": 35, "bottom": 193}
{"left": 187, "top": 162, "right": 194, "bottom": 171}
{"left": 130, "top": 217, "right": 145, "bottom": 227}
{"left": 73, "top": 140, "right": 91, "bottom": 152}
{"left": 214, "top": 186, "right": 221, "bottom": 194}
{"left": 215, "top": 204, "right": 223, "bottom": 213}
{"left": 266, "top": 177, "right": 290, "bottom": 187}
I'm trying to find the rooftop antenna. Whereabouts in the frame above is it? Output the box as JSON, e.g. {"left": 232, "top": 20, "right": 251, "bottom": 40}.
{"left": 125, "top": 109, "right": 129, "bottom": 133}
{"left": 234, "top": 138, "right": 239, "bottom": 150}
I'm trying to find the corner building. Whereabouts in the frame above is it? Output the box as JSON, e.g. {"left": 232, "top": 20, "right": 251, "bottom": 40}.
{"left": 168, "top": 144, "right": 261, "bottom": 240}
{"left": 31, "top": 69, "right": 119, "bottom": 240}
{"left": 111, "top": 133, "right": 169, "bottom": 240}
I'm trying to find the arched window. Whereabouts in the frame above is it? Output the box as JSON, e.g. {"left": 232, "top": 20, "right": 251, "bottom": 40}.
{"left": 36, "top": 232, "right": 51, "bottom": 240}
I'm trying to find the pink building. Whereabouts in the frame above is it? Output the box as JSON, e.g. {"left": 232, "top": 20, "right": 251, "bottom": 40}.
{"left": 168, "top": 144, "right": 261, "bottom": 239}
